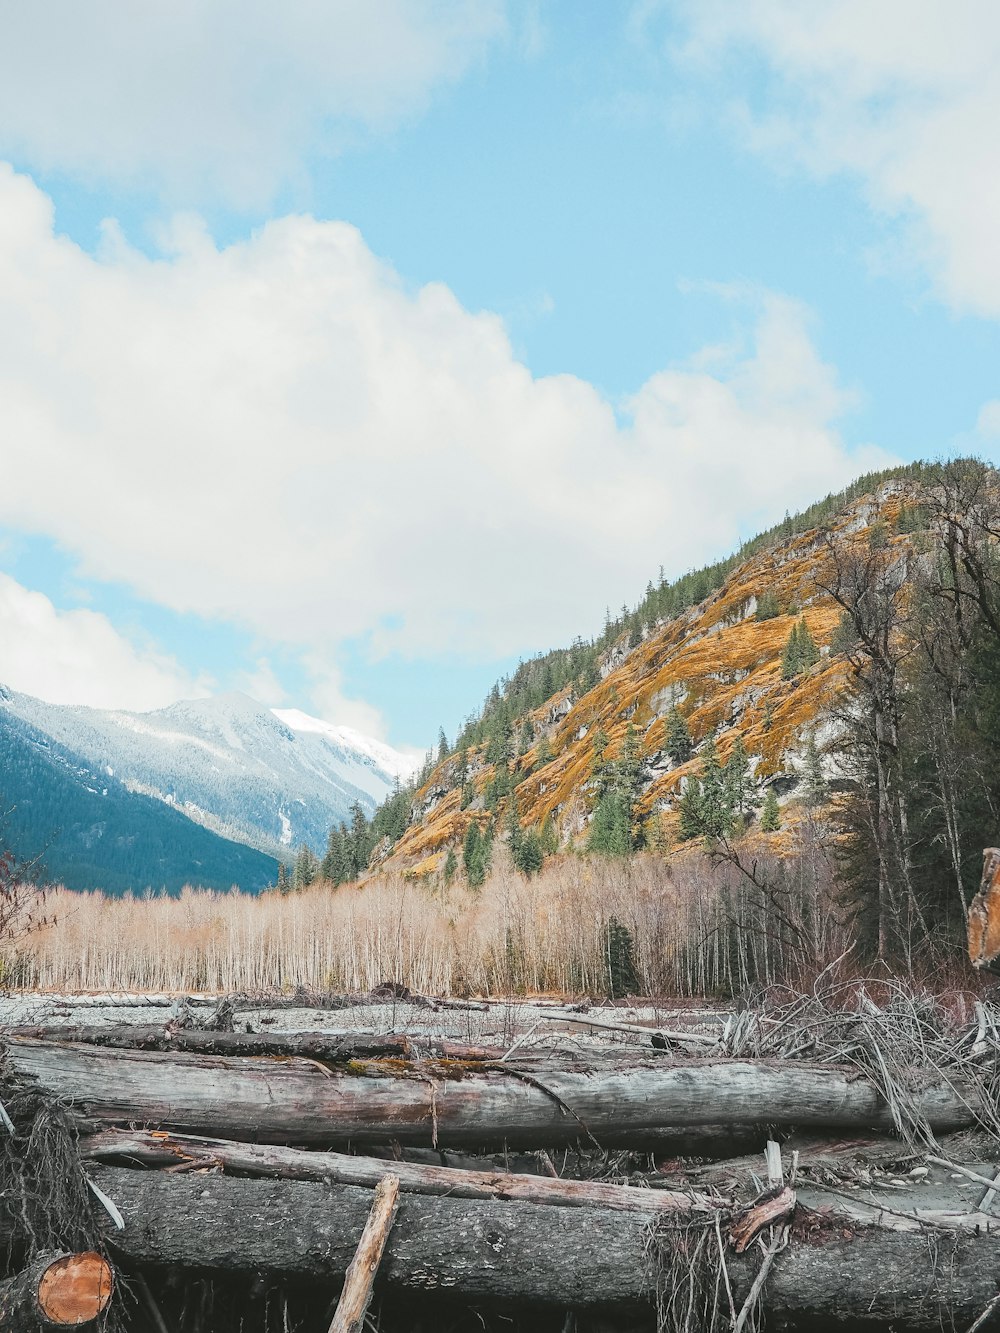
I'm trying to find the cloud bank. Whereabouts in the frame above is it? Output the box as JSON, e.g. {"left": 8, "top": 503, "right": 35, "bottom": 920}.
{"left": 0, "top": 1, "right": 506, "bottom": 206}
{"left": 0, "top": 165, "right": 892, "bottom": 712}
{"left": 671, "top": 0, "right": 1000, "bottom": 318}
{"left": 0, "top": 571, "right": 204, "bottom": 711}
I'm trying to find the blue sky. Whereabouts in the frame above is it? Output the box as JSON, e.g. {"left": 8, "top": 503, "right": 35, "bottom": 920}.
{"left": 0, "top": 1, "right": 998, "bottom": 754}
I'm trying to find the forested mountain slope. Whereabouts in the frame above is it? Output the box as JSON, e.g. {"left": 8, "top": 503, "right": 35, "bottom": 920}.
{"left": 369, "top": 459, "right": 1000, "bottom": 958}
{"left": 0, "top": 707, "right": 279, "bottom": 894}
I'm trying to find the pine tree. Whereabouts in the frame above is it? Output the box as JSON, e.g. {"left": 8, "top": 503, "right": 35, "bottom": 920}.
{"left": 534, "top": 736, "right": 554, "bottom": 771}
{"left": 664, "top": 706, "right": 693, "bottom": 763}
{"left": 292, "top": 843, "right": 320, "bottom": 891}
{"left": 755, "top": 589, "right": 780, "bottom": 621}
{"left": 781, "top": 621, "right": 803, "bottom": 679}
{"left": 276, "top": 862, "right": 290, "bottom": 894}
{"left": 801, "top": 734, "right": 828, "bottom": 808}
{"left": 463, "top": 820, "right": 491, "bottom": 888}
{"left": 605, "top": 917, "right": 640, "bottom": 999}
{"left": 443, "top": 846, "right": 458, "bottom": 884}
{"left": 760, "top": 786, "right": 781, "bottom": 832}
{"left": 437, "top": 727, "right": 449, "bottom": 763}
{"left": 797, "top": 617, "right": 820, "bottom": 669}
{"left": 723, "top": 736, "right": 758, "bottom": 823}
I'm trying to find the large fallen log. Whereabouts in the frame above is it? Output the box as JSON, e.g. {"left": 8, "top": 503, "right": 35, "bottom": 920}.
{"left": 0, "top": 1251, "right": 113, "bottom": 1331}
{"left": 5, "top": 1025, "right": 417, "bottom": 1061}
{"left": 81, "top": 1166, "right": 1000, "bottom": 1326}
{"left": 80, "top": 1127, "right": 725, "bottom": 1212}
{"left": 5, "top": 1037, "right": 978, "bottom": 1147}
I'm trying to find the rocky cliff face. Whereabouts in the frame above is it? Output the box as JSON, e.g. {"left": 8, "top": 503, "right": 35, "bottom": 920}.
{"left": 382, "top": 479, "right": 919, "bottom": 876}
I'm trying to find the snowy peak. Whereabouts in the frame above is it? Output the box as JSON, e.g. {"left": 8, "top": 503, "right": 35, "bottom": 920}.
{"left": 272, "top": 708, "right": 420, "bottom": 782}
{"left": 0, "top": 686, "right": 416, "bottom": 860}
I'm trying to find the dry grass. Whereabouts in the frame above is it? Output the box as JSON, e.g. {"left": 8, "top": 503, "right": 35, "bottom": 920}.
{"left": 7, "top": 838, "right": 847, "bottom": 997}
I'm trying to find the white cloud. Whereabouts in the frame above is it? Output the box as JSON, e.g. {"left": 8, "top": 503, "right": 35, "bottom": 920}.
{"left": 0, "top": 1, "right": 505, "bottom": 206}
{"left": 0, "top": 571, "right": 205, "bottom": 711}
{"left": 0, "top": 167, "right": 892, "bottom": 711}
{"left": 670, "top": 0, "right": 1000, "bottom": 317}
{"left": 976, "top": 400, "right": 1000, "bottom": 439}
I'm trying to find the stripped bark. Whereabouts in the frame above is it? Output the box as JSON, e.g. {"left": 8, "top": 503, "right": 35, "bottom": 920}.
{"left": 5, "top": 1037, "right": 978, "bottom": 1147}
{"left": 80, "top": 1128, "right": 725, "bottom": 1213}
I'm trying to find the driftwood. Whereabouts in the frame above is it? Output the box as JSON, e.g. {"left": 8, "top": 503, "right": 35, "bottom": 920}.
{"left": 0, "top": 1250, "right": 113, "bottom": 1330}
{"left": 80, "top": 1128, "right": 725, "bottom": 1213}
{"left": 328, "top": 1175, "right": 399, "bottom": 1333}
{"left": 79, "top": 1166, "right": 1000, "bottom": 1325}
{"left": 6, "top": 1038, "right": 978, "bottom": 1147}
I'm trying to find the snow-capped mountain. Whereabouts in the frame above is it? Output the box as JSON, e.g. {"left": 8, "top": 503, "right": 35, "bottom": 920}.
{"left": 0, "top": 686, "right": 419, "bottom": 859}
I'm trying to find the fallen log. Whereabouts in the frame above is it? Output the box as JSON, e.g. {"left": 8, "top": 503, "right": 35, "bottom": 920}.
{"left": 5, "top": 1037, "right": 979, "bottom": 1147}
{"left": 81, "top": 1166, "right": 1000, "bottom": 1326}
{"left": 79, "top": 1127, "right": 725, "bottom": 1212}
{"left": 0, "top": 1251, "right": 113, "bottom": 1331}
{"left": 4, "top": 1025, "right": 416, "bottom": 1061}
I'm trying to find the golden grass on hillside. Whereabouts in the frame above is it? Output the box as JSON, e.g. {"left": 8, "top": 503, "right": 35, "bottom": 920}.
{"left": 10, "top": 838, "right": 846, "bottom": 997}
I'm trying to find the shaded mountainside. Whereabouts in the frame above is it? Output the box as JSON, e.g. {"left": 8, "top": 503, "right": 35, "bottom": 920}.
{"left": 0, "top": 708, "right": 279, "bottom": 894}
{"left": 0, "top": 688, "right": 415, "bottom": 861}
{"left": 377, "top": 466, "right": 952, "bottom": 877}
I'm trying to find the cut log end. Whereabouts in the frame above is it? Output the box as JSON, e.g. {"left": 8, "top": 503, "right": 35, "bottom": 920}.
{"left": 38, "top": 1252, "right": 113, "bottom": 1326}
{"left": 0, "top": 1250, "right": 114, "bottom": 1330}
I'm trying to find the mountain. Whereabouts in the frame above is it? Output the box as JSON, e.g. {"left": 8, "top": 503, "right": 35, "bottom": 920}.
{"left": 372, "top": 462, "right": 992, "bottom": 879}
{"left": 0, "top": 705, "right": 279, "bottom": 894}
{"left": 0, "top": 688, "right": 419, "bottom": 883}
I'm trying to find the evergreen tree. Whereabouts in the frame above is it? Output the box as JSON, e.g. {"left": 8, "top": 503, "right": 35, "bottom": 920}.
{"left": 801, "top": 734, "right": 828, "bottom": 808}
{"left": 534, "top": 736, "right": 555, "bottom": 771}
{"left": 605, "top": 917, "right": 640, "bottom": 999}
{"left": 517, "top": 718, "right": 535, "bottom": 758}
{"left": 443, "top": 846, "right": 458, "bottom": 884}
{"left": 292, "top": 843, "right": 320, "bottom": 891}
{"left": 664, "top": 706, "right": 693, "bottom": 763}
{"left": 437, "top": 727, "right": 449, "bottom": 763}
{"left": 463, "top": 820, "right": 491, "bottom": 888}
{"left": 723, "top": 736, "right": 758, "bottom": 823}
{"left": 587, "top": 792, "right": 632, "bottom": 856}
{"left": 781, "top": 617, "right": 819, "bottom": 679}
{"left": 276, "top": 861, "right": 290, "bottom": 894}
{"left": 755, "top": 590, "right": 780, "bottom": 621}
{"left": 760, "top": 786, "right": 781, "bottom": 832}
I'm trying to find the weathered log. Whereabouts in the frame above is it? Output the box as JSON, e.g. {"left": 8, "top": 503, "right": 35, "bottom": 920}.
{"left": 84, "top": 1166, "right": 1000, "bottom": 1326}
{"left": 79, "top": 1128, "right": 725, "bottom": 1212}
{"left": 328, "top": 1174, "right": 399, "bottom": 1333}
{"left": 5, "top": 1037, "right": 979, "bottom": 1147}
{"left": 4, "top": 1025, "right": 416, "bottom": 1061}
{"left": 0, "top": 1250, "right": 113, "bottom": 1330}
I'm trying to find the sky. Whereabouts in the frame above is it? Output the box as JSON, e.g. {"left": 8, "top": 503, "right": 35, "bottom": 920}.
{"left": 1, "top": 1, "right": 999, "bottom": 755}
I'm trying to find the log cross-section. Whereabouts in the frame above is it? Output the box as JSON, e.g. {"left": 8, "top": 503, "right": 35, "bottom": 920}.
{"left": 328, "top": 1174, "right": 400, "bottom": 1333}
{"left": 0, "top": 1250, "right": 113, "bottom": 1330}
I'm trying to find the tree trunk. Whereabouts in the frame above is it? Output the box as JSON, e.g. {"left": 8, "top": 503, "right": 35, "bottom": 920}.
{"left": 0, "top": 1251, "right": 113, "bottom": 1330}
{"left": 5, "top": 1037, "right": 977, "bottom": 1147}
{"left": 80, "top": 1128, "right": 725, "bottom": 1212}
{"left": 84, "top": 1166, "right": 1000, "bottom": 1327}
